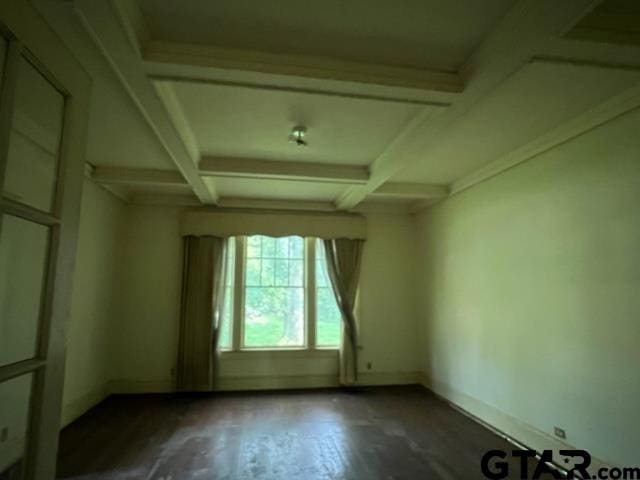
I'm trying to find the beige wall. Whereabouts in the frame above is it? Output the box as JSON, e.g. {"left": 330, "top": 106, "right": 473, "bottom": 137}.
{"left": 110, "top": 205, "right": 183, "bottom": 392}
{"left": 415, "top": 107, "right": 640, "bottom": 467}
{"left": 109, "top": 207, "right": 420, "bottom": 392}
{"left": 61, "top": 178, "right": 126, "bottom": 425}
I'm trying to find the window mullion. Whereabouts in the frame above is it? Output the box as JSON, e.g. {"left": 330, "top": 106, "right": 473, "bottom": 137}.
{"left": 232, "top": 236, "right": 245, "bottom": 351}
{"left": 306, "top": 237, "right": 316, "bottom": 350}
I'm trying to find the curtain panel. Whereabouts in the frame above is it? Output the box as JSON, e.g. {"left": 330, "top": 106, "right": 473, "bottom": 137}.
{"left": 176, "top": 236, "right": 227, "bottom": 391}
{"left": 323, "top": 238, "right": 364, "bottom": 385}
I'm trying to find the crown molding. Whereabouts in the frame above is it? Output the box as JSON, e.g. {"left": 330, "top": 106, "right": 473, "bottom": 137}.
{"left": 451, "top": 80, "right": 640, "bottom": 195}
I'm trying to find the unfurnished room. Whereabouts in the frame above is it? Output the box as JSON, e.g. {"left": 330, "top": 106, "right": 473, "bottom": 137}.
{"left": 0, "top": 1, "right": 639, "bottom": 479}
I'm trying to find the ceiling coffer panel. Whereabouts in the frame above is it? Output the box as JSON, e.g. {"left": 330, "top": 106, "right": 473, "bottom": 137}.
{"left": 166, "top": 80, "right": 424, "bottom": 167}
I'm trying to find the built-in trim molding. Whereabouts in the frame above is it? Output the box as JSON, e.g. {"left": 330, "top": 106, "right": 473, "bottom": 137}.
{"left": 84, "top": 163, "right": 131, "bottom": 203}
{"left": 60, "top": 383, "right": 110, "bottom": 428}
{"left": 110, "top": 0, "right": 149, "bottom": 57}
{"left": 371, "top": 182, "right": 449, "bottom": 199}
{"left": 73, "top": 1, "right": 218, "bottom": 204}
{"left": 335, "top": 105, "right": 446, "bottom": 209}
{"left": 200, "top": 156, "right": 369, "bottom": 185}
{"left": 108, "top": 379, "right": 175, "bottom": 394}
{"left": 352, "top": 201, "right": 415, "bottom": 215}
{"left": 451, "top": 81, "right": 640, "bottom": 196}
{"left": 421, "top": 375, "right": 613, "bottom": 476}
{"left": 357, "top": 371, "right": 423, "bottom": 386}
{"left": 107, "top": 371, "right": 423, "bottom": 395}
{"left": 219, "top": 349, "right": 338, "bottom": 360}
{"left": 92, "top": 166, "right": 188, "bottom": 187}
{"left": 215, "top": 374, "right": 340, "bottom": 392}
{"left": 149, "top": 73, "right": 451, "bottom": 107}
{"left": 129, "top": 192, "right": 200, "bottom": 207}
{"left": 153, "top": 81, "right": 202, "bottom": 162}
{"left": 143, "top": 41, "right": 464, "bottom": 94}
{"left": 218, "top": 197, "right": 337, "bottom": 212}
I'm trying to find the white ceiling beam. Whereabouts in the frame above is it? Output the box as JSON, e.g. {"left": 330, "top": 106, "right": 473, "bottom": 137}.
{"left": 149, "top": 74, "right": 449, "bottom": 108}
{"left": 334, "top": 0, "right": 603, "bottom": 210}
{"left": 84, "top": 164, "right": 132, "bottom": 203}
{"left": 73, "top": 0, "right": 217, "bottom": 204}
{"left": 110, "top": 0, "right": 149, "bottom": 57}
{"left": 91, "top": 166, "right": 188, "bottom": 187}
{"left": 130, "top": 192, "right": 201, "bottom": 207}
{"left": 371, "top": 182, "right": 449, "bottom": 199}
{"left": 199, "top": 156, "right": 369, "bottom": 185}
{"left": 218, "top": 197, "right": 337, "bottom": 212}
{"left": 143, "top": 41, "right": 464, "bottom": 94}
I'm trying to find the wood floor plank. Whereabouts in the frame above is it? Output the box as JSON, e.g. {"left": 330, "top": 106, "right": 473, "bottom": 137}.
{"left": 56, "top": 386, "right": 558, "bottom": 479}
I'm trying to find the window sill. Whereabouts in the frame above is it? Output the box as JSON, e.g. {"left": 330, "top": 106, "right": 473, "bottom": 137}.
{"left": 219, "top": 348, "right": 338, "bottom": 360}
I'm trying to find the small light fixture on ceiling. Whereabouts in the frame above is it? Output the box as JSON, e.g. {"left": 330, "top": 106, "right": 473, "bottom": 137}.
{"left": 289, "top": 125, "right": 308, "bottom": 147}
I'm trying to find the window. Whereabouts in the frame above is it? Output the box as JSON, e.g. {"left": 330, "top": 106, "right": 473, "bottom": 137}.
{"left": 221, "top": 235, "right": 342, "bottom": 351}
{"left": 244, "top": 236, "right": 304, "bottom": 347}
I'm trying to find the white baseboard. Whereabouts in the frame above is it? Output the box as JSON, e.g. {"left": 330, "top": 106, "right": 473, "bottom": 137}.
{"left": 107, "top": 371, "right": 422, "bottom": 395}
{"left": 216, "top": 374, "right": 340, "bottom": 391}
{"left": 357, "top": 370, "right": 423, "bottom": 386}
{"left": 421, "top": 375, "right": 612, "bottom": 475}
{"left": 60, "top": 383, "right": 109, "bottom": 428}
{"left": 108, "top": 379, "right": 175, "bottom": 394}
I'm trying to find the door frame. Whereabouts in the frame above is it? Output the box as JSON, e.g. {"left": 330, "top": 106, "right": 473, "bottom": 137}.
{"left": 0, "top": 2, "right": 90, "bottom": 479}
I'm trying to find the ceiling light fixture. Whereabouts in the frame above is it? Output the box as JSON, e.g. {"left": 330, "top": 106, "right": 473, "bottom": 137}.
{"left": 289, "top": 125, "right": 308, "bottom": 147}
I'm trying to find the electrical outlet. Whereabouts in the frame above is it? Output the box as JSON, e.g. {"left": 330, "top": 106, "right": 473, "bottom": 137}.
{"left": 554, "top": 427, "right": 566, "bottom": 439}
{"left": 366, "top": 362, "right": 372, "bottom": 370}
{"left": 1, "top": 427, "right": 8, "bottom": 443}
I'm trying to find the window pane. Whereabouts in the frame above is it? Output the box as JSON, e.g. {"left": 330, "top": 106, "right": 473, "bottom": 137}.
{"left": 244, "top": 287, "right": 304, "bottom": 347}
{"left": 3, "top": 56, "right": 64, "bottom": 212}
{"left": 290, "top": 237, "right": 304, "bottom": 259}
{"left": 0, "top": 215, "right": 50, "bottom": 366}
{"left": 247, "top": 236, "right": 261, "bottom": 258}
{"left": 274, "top": 259, "right": 289, "bottom": 286}
{"left": 262, "top": 236, "right": 275, "bottom": 257}
{"left": 218, "top": 238, "right": 235, "bottom": 350}
{"left": 315, "top": 240, "right": 342, "bottom": 347}
{"left": 0, "top": 373, "right": 33, "bottom": 479}
{"left": 245, "top": 258, "right": 261, "bottom": 286}
{"left": 243, "top": 235, "right": 305, "bottom": 348}
{"left": 260, "top": 258, "right": 275, "bottom": 286}
{"left": 289, "top": 259, "right": 304, "bottom": 287}
{"left": 275, "top": 237, "right": 289, "bottom": 258}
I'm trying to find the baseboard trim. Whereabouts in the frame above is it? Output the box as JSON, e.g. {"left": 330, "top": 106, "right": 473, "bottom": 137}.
{"left": 215, "top": 374, "right": 340, "bottom": 391}
{"left": 357, "top": 370, "right": 423, "bottom": 386}
{"left": 108, "top": 379, "right": 175, "bottom": 394}
{"left": 107, "top": 371, "right": 423, "bottom": 395}
{"left": 61, "top": 383, "right": 109, "bottom": 427}
{"left": 420, "top": 375, "right": 613, "bottom": 476}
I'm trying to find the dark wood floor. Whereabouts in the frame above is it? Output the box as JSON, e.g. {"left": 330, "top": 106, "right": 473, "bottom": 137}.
{"left": 56, "top": 385, "right": 554, "bottom": 479}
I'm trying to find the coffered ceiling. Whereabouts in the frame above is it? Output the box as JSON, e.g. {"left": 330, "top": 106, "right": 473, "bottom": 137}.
{"left": 34, "top": 0, "right": 640, "bottom": 212}
{"left": 136, "top": 0, "right": 516, "bottom": 72}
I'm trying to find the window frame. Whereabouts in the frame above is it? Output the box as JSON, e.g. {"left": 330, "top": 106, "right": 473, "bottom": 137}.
{"left": 221, "top": 236, "right": 341, "bottom": 352}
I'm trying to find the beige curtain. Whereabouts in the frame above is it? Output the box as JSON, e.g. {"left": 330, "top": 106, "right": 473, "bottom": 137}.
{"left": 176, "top": 236, "right": 227, "bottom": 391}
{"left": 323, "top": 238, "right": 364, "bottom": 385}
